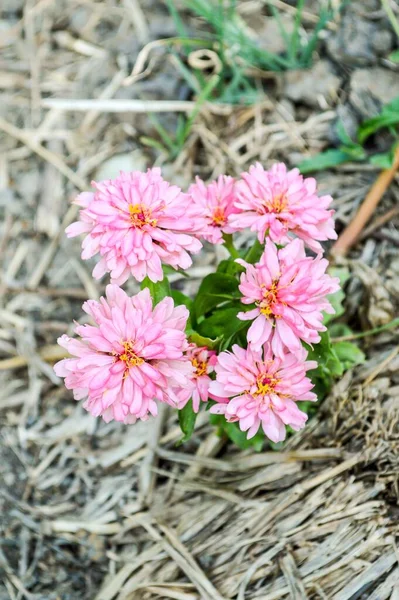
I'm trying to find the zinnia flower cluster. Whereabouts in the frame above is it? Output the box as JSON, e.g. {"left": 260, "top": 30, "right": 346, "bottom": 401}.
{"left": 188, "top": 175, "right": 240, "bottom": 244}
{"left": 237, "top": 238, "right": 340, "bottom": 356}
{"left": 228, "top": 162, "right": 337, "bottom": 252}
{"left": 56, "top": 162, "right": 339, "bottom": 445}
{"left": 54, "top": 285, "right": 194, "bottom": 423}
{"left": 66, "top": 168, "right": 202, "bottom": 284}
{"left": 209, "top": 344, "right": 317, "bottom": 442}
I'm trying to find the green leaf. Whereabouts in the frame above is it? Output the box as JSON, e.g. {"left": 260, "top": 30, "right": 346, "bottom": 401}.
{"left": 298, "top": 149, "right": 351, "bottom": 174}
{"left": 217, "top": 258, "right": 244, "bottom": 276}
{"left": 311, "top": 331, "right": 343, "bottom": 376}
{"left": 162, "top": 264, "right": 188, "bottom": 277}
{"left": 197, "top": 306, "right": 248, "bottom": 348}
{"left": 171, "top": 289, "right": 193, "bottom": 331}
{"left": 332, "top": 341, "right": 365, "bottom": 370}
{"left": 330, "top": 266, "right": 351, "bottom": 287}
{"left": 340, "top": 143, "right": 367, "bottom": 161}
{"left": 141, "top": 276, "right": 171, "bottom": 305}
{"left": 369, "top": 150, "right": 395, "bottom": 169}
{"left": 305, "top": 330, "right": 343, "bottom": 401}
{"left": 388, "top": 50, "right": 399, "bottom": 63}
{"left": 244, "top": 238, "right": 264, "bottom": 264}
{"left": 193, "top": 273, "right": 240, "bottom": 321}
{"left": 170, "top": 289, "right": 192, "bottom": 310}
{"left": 323, "top": 267, "right": 350, "bottom": 325}
{"left": 210, "top": 414, "right": 264, "bottom": 451}
{"left": 336, "top": 120, "right": 357, "bottom": 146}
{"left": 188, "top": 331, "right": 221, "bottom": 350}
{"left": 178, "top": 400, "right": 197, "bottom": 444}
{"left": 358, "top": 96, "right": 399, "bottom": 143}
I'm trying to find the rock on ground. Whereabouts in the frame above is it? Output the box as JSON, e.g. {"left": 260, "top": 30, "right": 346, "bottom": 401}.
{"left": 350, "top": 67, "right": 399, "bottom": 118}
{"left": 283, "top": 60, "right": 341, "bottom": 109}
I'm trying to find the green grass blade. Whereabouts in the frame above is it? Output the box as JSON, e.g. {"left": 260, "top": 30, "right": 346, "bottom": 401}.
{"left": 171, "top": 52, "right": 202, "bottom": 94}
{"left": 183, "top": 74, "right": 220, "bottom": 138}
{"left": 289, "top": 0, "right": 305, "bottom": 63}
{"left": 148, "top": 114, "right": 175, "bottom": 153}
{"left": 299, "top": 4, "right": 332, "bottom": 66}
{"left": 166, "top": 0, "right": 188, "bottom": 39}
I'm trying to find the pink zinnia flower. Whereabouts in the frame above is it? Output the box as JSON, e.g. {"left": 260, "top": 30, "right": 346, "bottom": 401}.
{"left": 209, "top": 343, "right": 317, "bottom": 442}
{"left": 54, "top": 285, "right": 194, "bottom": 424}
{"left": 237, "top": 239, "right": 340, "bottom": 356}
{"left": 180, "top": 344, "right": 226, "bottom": 412}
{"left": 228, "top": 162, "right": 337, "bottom": 252}
{"left": 188, "top": 175, "right": 240, "bottom": 244}
{"left": 66, "top": 168, "right": 202, "bottom": 284}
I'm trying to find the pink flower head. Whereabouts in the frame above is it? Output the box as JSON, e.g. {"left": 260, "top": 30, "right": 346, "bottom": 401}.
{"left": 54, "top": 285, "right": 194, "bottom": 424}
{"left": 188, "top": 175, "right": 240, "bottom": 244}
{"left": 180, "top": 344, "right": 226, "bottom": 412}
{"left": 228, "top": 162, "right": 337, "bottom": 252}
{"left": 66, "top": 168, "right": 202, "bottom": 284}
{"left": 237, "top": 238, "right": 340, "bottom": 357}
{"left": 209, "top": 343, "right": 317, "bottom": 442}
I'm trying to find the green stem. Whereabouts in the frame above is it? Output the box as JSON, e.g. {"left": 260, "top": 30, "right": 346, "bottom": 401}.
{"left": 222, "top": 233, "right": 240, "bottom": 259}
{"left": 331, "top": 317, "right": 399, "bottom": 343}
{"left": 381, "top": 0, "right": 399, "bottom": 39}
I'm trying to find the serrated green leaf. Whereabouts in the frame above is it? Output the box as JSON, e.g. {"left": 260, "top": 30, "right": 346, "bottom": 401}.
{"left": 298, "top": 149, "right": 351, "bottom": 174}
{"left": 332, "top": 341, "right": 365, "bottom": 370}
{"left": 193, "top": 273, "right": 240, "bottom": 321}
{"left": 178, "top": 399, "right": 197, "bottom": 444}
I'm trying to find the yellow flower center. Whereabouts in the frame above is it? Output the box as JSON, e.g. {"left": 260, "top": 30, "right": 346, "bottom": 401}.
{"left": 264, "top": 192, "right": 288, "bottom": 214}
{"left": 129, "top": 203, "right": 157, "bottom": 228}
{"left": 211, "top": 206, "right": 227, "bottom": 227}
{"left": 254, "top": 373, "right": 279, "bottom": 396}
{"left": 191, "top": 357, "right": 208, "bottom": 377}
{"left": 119, "top": 341, "right": 144, "bottom": 369}
{"left": 257, "top": 281, "right": 279, "bottom": 317}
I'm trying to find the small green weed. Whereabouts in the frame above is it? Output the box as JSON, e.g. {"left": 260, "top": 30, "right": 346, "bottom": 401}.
{"left": 299, "top": 96, "right": 399, "bottom": 174}
{"left": 167, "top": 0, "right": 334, "bottom": 104}
{"left": 140, "top": 74, "right": 219, "bottom": 159}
